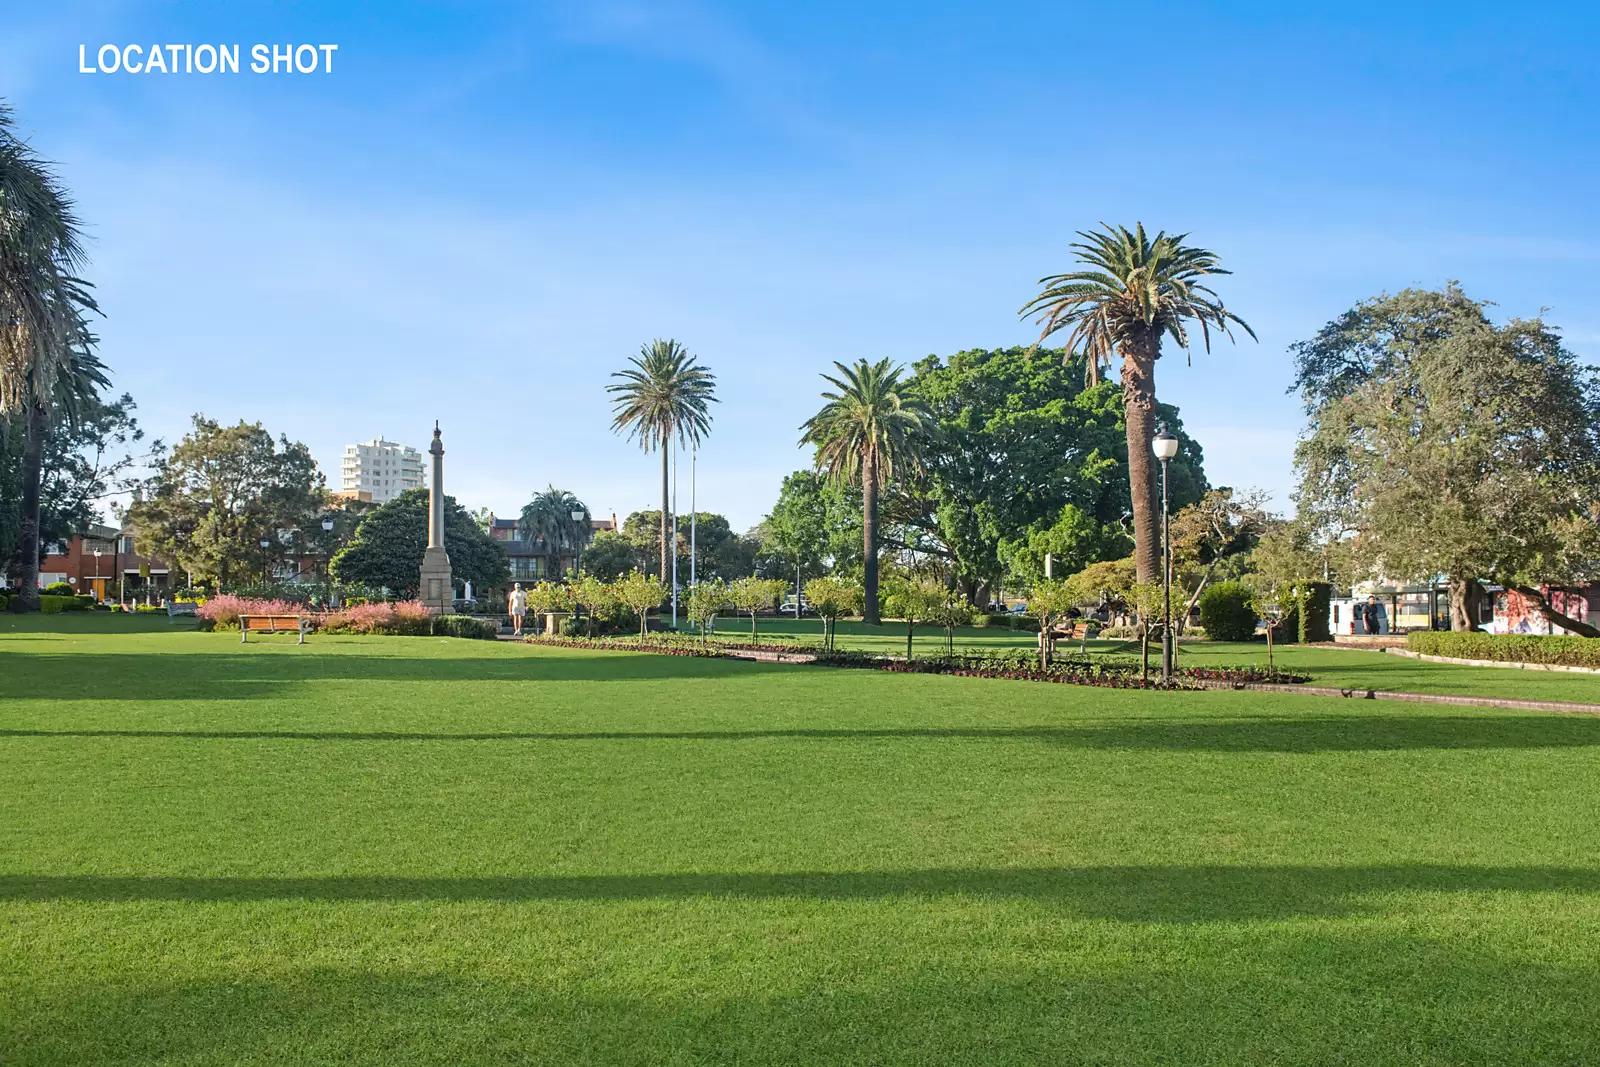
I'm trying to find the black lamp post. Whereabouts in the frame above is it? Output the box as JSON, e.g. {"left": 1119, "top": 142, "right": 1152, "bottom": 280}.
{"left": 259, "top": 537, "right": 271, "bottom": 588}
{"left": 1152, "top": 425, "right": 1180, "bottom": 684}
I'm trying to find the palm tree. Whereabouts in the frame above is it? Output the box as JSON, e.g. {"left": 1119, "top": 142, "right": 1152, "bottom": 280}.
{"left": 519, "top": 485, "right": 590, "bottom": 579}
{"left": 607, "top": 339, "right": 717, "bottom": 583}
{"left": 1, "top": 104, "right": 101, "bottom": 612}
{"left": 799, "top": 359, "right": 926, "bottom": 625}
{"left": 1020, "top": 223, "right": 1252, "bottom": 583}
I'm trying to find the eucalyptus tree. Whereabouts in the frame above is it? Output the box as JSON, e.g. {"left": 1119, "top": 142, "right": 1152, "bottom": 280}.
{"left": 607, "top": 340, "right": 717, "bottom": 583}
{"left": 519, "top": 485, "right": 590, "bottom": 579}
{"left": 0, "top": 103, "right": 102, "bottom": 610}
{"left": 799, "top": 359, "right": 927, "bottom": 624}
{"left": 1292, "top": 286, "right": 1600, "bottom": 635}
{"left": 1021, "top": 223, "right": 1251, "bottom": 583}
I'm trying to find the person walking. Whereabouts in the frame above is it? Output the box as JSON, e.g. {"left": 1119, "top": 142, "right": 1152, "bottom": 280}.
{"left": 509, "top": 582, "right": 528, "bottom": 636}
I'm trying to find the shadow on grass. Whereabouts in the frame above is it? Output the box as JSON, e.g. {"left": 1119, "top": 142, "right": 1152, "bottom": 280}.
{"left": 0, "top": 650, "right": 795, "bottom": 700}
{"left": 2, "top": 715, "right": 1596, "bottom": 751}
{"left": 9, "top": 935, "right": 1599, "bottom": 1067}
{"left": 3, "top": 864, "right": 1597, "bottom": 921}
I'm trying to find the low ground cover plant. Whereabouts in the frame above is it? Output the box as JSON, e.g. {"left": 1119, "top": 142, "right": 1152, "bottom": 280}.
{"left": 1408, "top": 631, "right": 1600, "bottom": 669}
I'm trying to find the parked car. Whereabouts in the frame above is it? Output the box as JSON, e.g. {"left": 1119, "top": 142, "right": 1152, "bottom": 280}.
{"left": 779, "top": 596, "right": 810, "bottom": 616}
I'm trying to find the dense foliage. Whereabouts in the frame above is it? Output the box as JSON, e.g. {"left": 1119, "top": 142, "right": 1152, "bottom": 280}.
{"left": 1406, "top": 631, "right": 1600, "bottom": 669}
{"left": 1198, "top": 581, "right": 1258, "bottom": 641}
{"left": 1292, "top": 285, "right": 1600, "bottom": 636}
{"left": 128, "top": 416, "right": 325, "bottom": 586}
{"left": 330, "top": 488, "right": 509, "bottom": 597}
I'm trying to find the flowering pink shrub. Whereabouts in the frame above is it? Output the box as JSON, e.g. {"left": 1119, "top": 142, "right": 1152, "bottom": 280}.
{"left": 322, "top": 600, "right": 433, "bottom": 636}
{"left": 197, "top": 595, "right": 300, "bottom": 629}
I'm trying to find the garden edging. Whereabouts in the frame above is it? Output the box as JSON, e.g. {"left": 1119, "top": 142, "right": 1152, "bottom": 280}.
{"left": 1187, "top": 678, "right": 1600, "bottom": 715}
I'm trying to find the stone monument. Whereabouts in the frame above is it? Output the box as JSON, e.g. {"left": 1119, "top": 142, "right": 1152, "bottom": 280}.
{"left": 419, "top": 423, "right": 454, "bottom": 614}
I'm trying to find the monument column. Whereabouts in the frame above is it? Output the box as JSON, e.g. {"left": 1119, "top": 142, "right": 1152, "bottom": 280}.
{"left": 419, "top": 423, "right": 454, "bottom": 614}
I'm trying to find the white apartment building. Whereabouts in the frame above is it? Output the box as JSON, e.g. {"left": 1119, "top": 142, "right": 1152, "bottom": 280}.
{"left": 339, "top": 438, "right": 426, "bottom": 504}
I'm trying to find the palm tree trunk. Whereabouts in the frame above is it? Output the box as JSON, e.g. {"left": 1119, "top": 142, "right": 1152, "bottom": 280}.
{"left": 1121, "top": 331, "right": 1161, "bottom": 584}
{"left": 659, "top": 448, "right": 670, "bottom": 582}
{"left": 861, "top": 451, "right": 880, "bottom": 624}
{"left": 11, "top": 401, "right": 46, "bottom": 613}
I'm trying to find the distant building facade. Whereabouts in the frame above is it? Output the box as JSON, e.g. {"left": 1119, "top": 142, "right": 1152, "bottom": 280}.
{"left": 488, "top": 515, "right": 616, "bottom": 588}
{"left": 34, "top": 523, "right": 175, "bottom": 602}
{"left": 339, "top": 438, "right": 425, "bottom": 504}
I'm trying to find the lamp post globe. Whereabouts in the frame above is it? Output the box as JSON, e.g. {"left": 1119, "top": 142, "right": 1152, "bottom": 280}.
{"left": 1151, "top": 426, "right": 1178, "bottom": 683}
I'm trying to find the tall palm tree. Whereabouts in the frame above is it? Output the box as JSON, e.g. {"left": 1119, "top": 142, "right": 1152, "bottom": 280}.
{"left": 800, "top": 358, "right": 926, "bottom": 625}
{"left": 1020, "top": 223, "right": 1252, "bottom": 583}
{"left": 1, "top": 103, "right": 101, "bottom": 612}
{"left": 519, "top": 485, "right": 590, "bottom": 578}
{"left": 607, "top": 339, "right": 716, "bottom": 582}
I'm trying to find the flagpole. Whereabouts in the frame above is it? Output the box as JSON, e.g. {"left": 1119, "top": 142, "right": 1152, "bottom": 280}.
{"left": 671, "top": 441, "right": 679, "bottom": 629}
{"left": 690, "top": 445, "right": 697, "bottom": 595}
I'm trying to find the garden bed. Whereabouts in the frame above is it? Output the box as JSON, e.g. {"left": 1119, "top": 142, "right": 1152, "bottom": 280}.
{"left": 521, "top": 635, "right": 1310, "bottom": 689}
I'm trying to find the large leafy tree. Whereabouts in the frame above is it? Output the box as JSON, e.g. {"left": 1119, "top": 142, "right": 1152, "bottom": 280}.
{"left": 899, "top": 346, "right": 1205, "bottom": 603}
{"left": 607, "top": 340, "right": 717, "bottom": 583}
{"left": 1, "top": 389, "right": 146, "bottom": 576}
{"left": 1293, "top": 285, "right": 1600, "bottom": 635}
{"left": 580, "top": 529, "right": 639, "bottom": 581}
{"left": 331, "top": 488, "right": 510, "bottom": 597}
{"left": 519, "top": 485, "right": 590, "bottom": 579}
{"left": 128, "top": 416, "right": 325, "bottom": 586}
{"left": 800, "top": 359, "right": 927, "bottom": 624}
{"left": 616, "top": 509, "right": 757, "bottom": 582}
{"left": 1021, "top": 223, "right": 1251, "bottom": 583}
{"left": 755, "top": 470, "right": 862, "bottom": 597}
{"left": 0, "top": 103, "right": 103, "bottom": 611}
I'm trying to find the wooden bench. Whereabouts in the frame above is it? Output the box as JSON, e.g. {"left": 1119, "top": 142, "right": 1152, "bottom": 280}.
{"left": 239, "top": 614, "right": 308, "bottom": 644}
{"left": 1043, "top": 620, "right": 1095, "bottom": 653}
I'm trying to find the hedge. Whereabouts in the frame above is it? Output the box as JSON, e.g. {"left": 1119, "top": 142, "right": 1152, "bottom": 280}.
{"left": 431, "top": 615, "right": 499, "bottom": 640}
{"left": 1198, "top": 582, "right": 1256, "bottom": 642}
{"left": 1407, "top": 631, "right": 1600, "bottom": 669}
{"left": 1295, "top": 582, "right": 1332, "bottom": 643}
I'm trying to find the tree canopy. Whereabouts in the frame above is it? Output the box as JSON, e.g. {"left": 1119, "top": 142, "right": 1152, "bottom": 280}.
{"left": 128, "top": 416, "right": 323, "bottom": 586}
{"left": 895, "top": 346, "right": 1205, "bottom": 602}
{"left": 330, "top": 487, "right": 509, "bottom": 597}
{"left": 1292, "top": 285, "right": 1600, "bottom": 635}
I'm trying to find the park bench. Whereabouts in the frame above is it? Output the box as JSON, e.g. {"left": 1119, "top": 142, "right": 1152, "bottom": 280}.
{"left": 239, "top": 614, "right": 308, "bottom": 644}
{"left": 166, "top": 601, "right": 197, "bottom": 618}
{"left": 1043, "top": 619, "right": 1095, "bottom": 653}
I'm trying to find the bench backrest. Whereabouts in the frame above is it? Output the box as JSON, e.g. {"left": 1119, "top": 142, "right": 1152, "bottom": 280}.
{"left": 241, "top": 614, "right": 302, "bottom": 630}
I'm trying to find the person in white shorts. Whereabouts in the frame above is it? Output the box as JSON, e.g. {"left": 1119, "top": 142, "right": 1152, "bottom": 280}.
{"left": 509, "top": 583, "right": 528, "bottom": 635}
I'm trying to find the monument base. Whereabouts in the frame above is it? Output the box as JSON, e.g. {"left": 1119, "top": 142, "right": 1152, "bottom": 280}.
{"left": 419, "top": 546, "right": 454, "bottom": 614}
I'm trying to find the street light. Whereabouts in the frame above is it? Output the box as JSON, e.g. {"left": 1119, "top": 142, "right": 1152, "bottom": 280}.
{"left": 571, "top": 509, "right": 585, "bottom": 574}
{"left": 259, "top": 537, "right": 272, "bottom": 588}
{"left": 93, "top": 547, "right": 103, "bottom": 603}
{"left": 1152, "top": 425, "right": 1180, "bottom": 684}
{"left": 321, "top": 517, "right": 335, "bottom": 585}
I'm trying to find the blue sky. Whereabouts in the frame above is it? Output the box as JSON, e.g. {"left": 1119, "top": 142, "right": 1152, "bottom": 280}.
{"left": 5, "top": 1, "right": 1597, "bottom": 530}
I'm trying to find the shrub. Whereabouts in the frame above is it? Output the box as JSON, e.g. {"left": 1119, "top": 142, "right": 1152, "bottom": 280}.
{"left": 197, "top": 595, "right": 301, "bottom": 630}
{"left": 38, "top": 595, "right": 70, "bottom": 615}
{"left": 1407, "top": 631, "right": 1600, "bottom": 669}
{"left": 0, "top": 593, "right": 8, "bottom": 611}
{"left": 42, "top": 582, "right": 75, "bottom": 596}
{"left": 1296, "top": 582, "right": 1332, "bottom": 643}
{"left": 65, "top": 595, "right": 95, "bottom": 612}
{"left": 1010, "top": 614, "right": 1041, "bottom": 633}
{"left": 321, "top": 601, "right": 432, "bottom": 636}
{"left": 432, "top": 614, "right": 499, "bottom": 640}
{"left": 1198, "top": 582, "right": 1257, "bottom": 642}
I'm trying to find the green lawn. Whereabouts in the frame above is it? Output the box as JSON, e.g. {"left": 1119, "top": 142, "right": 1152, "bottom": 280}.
{"left": 4, "top": 618, "right": 1600, "bottom": 1064}
{"left": 745, "top": 617, "right": 1600, "bottom": 703}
